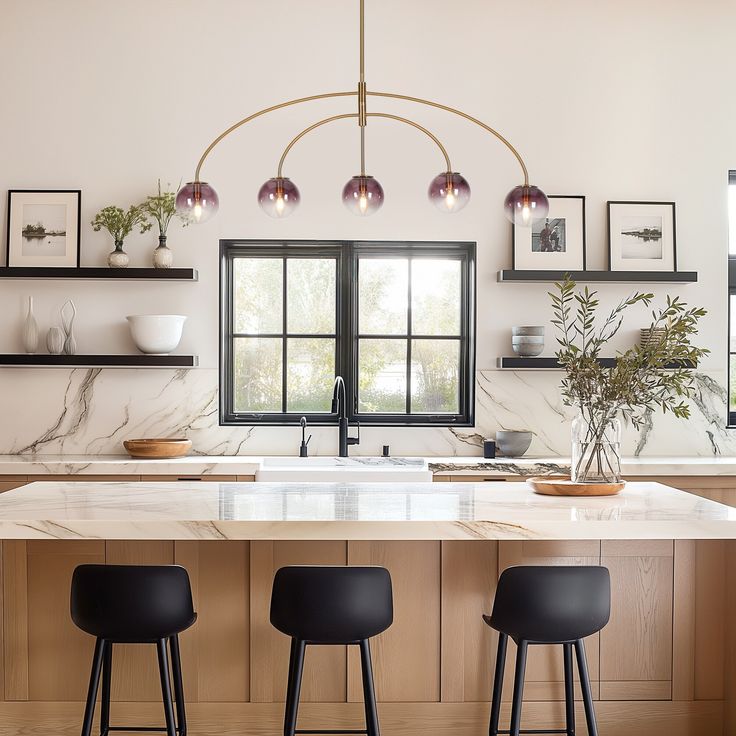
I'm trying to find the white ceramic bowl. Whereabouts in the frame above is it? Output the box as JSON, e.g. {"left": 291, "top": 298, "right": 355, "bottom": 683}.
{"left": 126, "top": 315, "right": 186, "bottom": 355}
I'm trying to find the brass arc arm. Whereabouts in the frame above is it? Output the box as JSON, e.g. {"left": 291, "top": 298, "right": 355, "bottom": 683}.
{"left": 276, "top": 111, "right": 453, "bottom": 178}
{"left": 367, "top": 90, "right": 530, "bottom": 185}
{"left": 193, "top": 91, "right": 357, "bottom": 181}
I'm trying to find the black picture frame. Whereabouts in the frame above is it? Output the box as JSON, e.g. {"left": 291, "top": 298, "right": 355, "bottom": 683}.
{"left": 607, "top": 200, "right": 677, "bottom": 272}
{"left": 6, "top": 189, "right": 82, "bottom": 269}
{"left": 511, "top": 195, "right": 587, "bottom": 271}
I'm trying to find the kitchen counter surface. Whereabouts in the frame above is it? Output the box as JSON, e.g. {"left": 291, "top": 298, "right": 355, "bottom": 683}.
{"left": 0, "top": 480, "right": 734, "bottom": 541}
{"left": 2, "top": 453, "right": 736, "bottom": 476}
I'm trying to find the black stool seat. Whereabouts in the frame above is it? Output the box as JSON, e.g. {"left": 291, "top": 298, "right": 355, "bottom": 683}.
{"left": 271, "top": 566, "right": 393, "bottom": 736}
{"left": 71, "top": 564, "right": 197, "bottom": 642}
{"left": 271, "top": 565, "right": 392, "bottom": 643}
{"left": 71, "top": 564, "right": 196, "bottom": 736}
{"left": 485, "top": 566, "right": 610, "bottom": 736}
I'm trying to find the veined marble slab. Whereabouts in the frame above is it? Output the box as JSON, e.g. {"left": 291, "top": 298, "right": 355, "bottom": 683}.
{"left": 0, "top": 481, "right": 734, "bottom": 541}
{"left": 2, "top": 454, "right": 736, "bottom": 477}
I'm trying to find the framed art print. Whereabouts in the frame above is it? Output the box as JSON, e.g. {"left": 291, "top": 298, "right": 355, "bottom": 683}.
{"left": 6, "top": 190, "right": 81, "bottom": 268}
{"left": 607, "top": 201, "right": 676, "bottom": 272}
{"left": 512, "top": 195, "right": 586, "bottom": 271}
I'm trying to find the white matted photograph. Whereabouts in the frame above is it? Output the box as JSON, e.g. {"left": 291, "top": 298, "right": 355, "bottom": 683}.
{"left": 608, "top": 201, "right": 676, "bottom": 272}
{"left": 6, "top": 190, "right": 81, "bottom": 268}
{"left": 512, "top": 195, "right": 586, "bottom": 271}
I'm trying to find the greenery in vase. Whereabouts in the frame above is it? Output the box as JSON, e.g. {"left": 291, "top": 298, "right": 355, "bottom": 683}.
{"left": 91, "top": 205, "right": 151, "bottom": 244}
{"left": 549, "top": 277, "right": 709, "bottom": 478}
{"left": 141, "top": 180, "right": 189, "bottom": 237}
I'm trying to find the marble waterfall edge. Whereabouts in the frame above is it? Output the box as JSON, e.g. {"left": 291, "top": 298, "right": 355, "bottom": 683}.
{"left": 0, "top": 368, "right": 734, "bottom": 457}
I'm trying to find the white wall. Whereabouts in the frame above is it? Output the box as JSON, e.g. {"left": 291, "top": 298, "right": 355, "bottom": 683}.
{"left": 0, "top": 0, "right": 735, "bottom": 456}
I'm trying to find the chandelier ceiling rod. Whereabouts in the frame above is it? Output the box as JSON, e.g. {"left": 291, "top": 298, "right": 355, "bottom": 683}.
{"left": 176, "top": 0, "right": 548, "bottom": 222}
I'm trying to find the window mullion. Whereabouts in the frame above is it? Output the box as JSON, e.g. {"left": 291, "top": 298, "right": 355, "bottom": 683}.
{"left": 281, "top": 258, "right": 287, "bottom": 414}
{"left": 345, "top": 243, "right": 358, "bottom": 421}
{"left": 406, "top": 258, "right": 412, "bottom": 415}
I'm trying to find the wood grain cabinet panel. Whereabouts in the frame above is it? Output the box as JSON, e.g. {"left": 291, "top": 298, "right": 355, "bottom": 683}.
{"left": 174, "top": 541, "right": 250, "bottom": 703}
{"left": 4, "top": 541, "right": 110, "bottom": 701}
{"left": 498, "top": 541, "right": 601, "bottom": 702}
{"left": 250, "top": 541, "right": 348, "bottom": 704}
{"left": 440, "top": 540, "right": 498, "bottom": 702}
{"left": 600, "top": 540, "right": 673, "bottom": 701}
{"left": 347, "top": 541, "right": 441, "bottom": 703}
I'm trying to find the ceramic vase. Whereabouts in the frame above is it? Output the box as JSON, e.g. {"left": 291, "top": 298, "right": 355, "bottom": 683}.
{"left": 22, "top": 296, "right": 39, "bottom": 354}
{"left": 60, "top": 300, "right": 77, "bottom": 355}
{"left": 108, "top": 241, "right": 129, "bottom": 268}
{"left": 153, "top": 235, "right": 173, "bottom": 269}
{"left": 46, "top": 327, "right": 64, "bottom": 355}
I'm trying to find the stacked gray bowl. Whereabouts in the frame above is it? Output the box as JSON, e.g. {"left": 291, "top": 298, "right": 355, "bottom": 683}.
{"left": 512, "top": 326, "right": 544, "bottom": 357}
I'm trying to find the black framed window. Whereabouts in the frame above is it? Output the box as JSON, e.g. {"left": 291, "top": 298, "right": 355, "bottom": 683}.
{"left": 729, "top": 172, "right": 736, "bottom": 426}
{"left": 220, "top": 240, "right": 476, "bottom": 426}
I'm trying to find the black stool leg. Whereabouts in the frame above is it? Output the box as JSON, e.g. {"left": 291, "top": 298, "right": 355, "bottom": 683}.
{"left": 508, "top": 640, "right": 528, "bottom": 736}
{"left": 100, "top": 641, "right": 112, "bottom": 736}
{"left": 156, "top": 638, "right": 177, "bottom": 736}
{"left": 359, "top": 639, "right": 380, "bottom": 736}
{"left": 81, "top": 638, "right": 105, "bottom": 736}
{"left": 169, "top": 635, "right": 187, "bottom": 736}
{"left": 284, "top": 638, "right": 306, "bottom": 736}
{"left": 488, "top": 633, "right": 507, "bottom": 736}
{"left": 574, "top": 639, "right": 598, "bottom": 736}
{"left": 563, "top": 643, "right": 575, "bottom": 736}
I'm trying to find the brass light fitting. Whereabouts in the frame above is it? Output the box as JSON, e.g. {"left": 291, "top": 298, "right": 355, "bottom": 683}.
{"left": 176, "top": 0, "right": 548, "bottom": 222}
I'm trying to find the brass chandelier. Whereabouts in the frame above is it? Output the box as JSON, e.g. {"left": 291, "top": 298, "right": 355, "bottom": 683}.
{"left": 175, "top": 0, "right": 549, "bottom": 223}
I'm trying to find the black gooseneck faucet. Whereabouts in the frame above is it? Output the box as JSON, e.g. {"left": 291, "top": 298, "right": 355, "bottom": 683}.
{"left": 331, "top": 376, "right": 360, "bottom": 457}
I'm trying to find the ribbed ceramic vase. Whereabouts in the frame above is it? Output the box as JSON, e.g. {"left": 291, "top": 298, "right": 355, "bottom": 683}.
{"left": 22, "top": 296, "right": 38, "bottom": 354}
{"left": 46, "top": 327, "right": 64, "bottom": 355}
{"left": 153, "top": 235, "right": 173, "bottom": 269}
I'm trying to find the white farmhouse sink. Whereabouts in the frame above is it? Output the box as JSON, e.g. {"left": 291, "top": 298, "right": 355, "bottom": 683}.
{"left": 256, "top": 457, "right": 432, "bottom": 482}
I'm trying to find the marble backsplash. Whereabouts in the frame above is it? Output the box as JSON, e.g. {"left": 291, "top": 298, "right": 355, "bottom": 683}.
{"left": 1, "top": 367, "right": 734, "bottom": 457}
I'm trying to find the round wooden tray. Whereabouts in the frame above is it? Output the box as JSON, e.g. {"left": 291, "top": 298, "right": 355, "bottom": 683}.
{"left": 123, "top": 438, "right": 192, "bottom": 459}
{"left": 527, "top": 475, "right": 625, "bottom": 497}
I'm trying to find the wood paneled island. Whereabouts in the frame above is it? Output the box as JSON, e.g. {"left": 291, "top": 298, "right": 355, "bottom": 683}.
{"left": 0, "top": 480, "right": 733, "bottom": 736}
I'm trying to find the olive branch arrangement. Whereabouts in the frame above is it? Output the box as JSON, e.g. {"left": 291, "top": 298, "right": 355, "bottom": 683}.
{"left": 549, "top": 277, "right": 708, "bottom": 478}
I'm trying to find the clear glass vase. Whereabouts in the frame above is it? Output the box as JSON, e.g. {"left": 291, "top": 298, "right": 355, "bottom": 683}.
{"left": 571, "top": 411, "right": 622, "bottom": 483}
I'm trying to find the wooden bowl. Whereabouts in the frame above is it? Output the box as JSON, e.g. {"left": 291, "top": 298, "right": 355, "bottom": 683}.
{"left": 123, "top": 438, "right": 192, "bottom": 459}
{"left": 527, "top": 475, "right": 625, "bottom": 497}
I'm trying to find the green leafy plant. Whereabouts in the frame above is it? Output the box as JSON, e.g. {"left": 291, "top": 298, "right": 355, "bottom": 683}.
{"left": 141, "top": 180, "right": 189, "bottom": 236}
{"left": 550, "top": 276, "right": 708, "bottom": 479}
{"left": 91, "top": 205, "right": 151, "bottom": 245}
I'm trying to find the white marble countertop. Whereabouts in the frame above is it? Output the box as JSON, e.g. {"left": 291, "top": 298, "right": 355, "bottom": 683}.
{"left": 1, "top": 454, "right": 736, "bottom": 477}
{"left": 0, "top": 480, "right": 734, "bottom": 540}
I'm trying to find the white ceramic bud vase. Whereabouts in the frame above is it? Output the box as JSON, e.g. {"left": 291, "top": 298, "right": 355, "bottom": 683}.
{"left": 60, "top": 300, "right": 77, "bottom": 355}
{"left": 46, "top": 327, "right": 64, "bottom": 355}
{"left": 153, "top": 235, "right": 173, "bottom": 269}
{"left": 108, "top": 241, "right": 129, "bottom": 268}
{"left": 22, "top": 296, "right": 39, "bottom": 354}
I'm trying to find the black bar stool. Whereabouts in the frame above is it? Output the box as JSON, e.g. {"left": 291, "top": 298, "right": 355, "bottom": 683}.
{"left": 483, "top": 565, "right": 610, "bottom": 736}
{"left": 270, "top": 565, "right": 393, "bottom": 736}
{"left": 70, "top": 564, "right": 197, "bottom": 736}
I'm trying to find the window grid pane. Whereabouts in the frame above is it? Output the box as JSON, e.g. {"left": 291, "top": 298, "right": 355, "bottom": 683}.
{"left": 222, "top": 241, "right": 474, "bottom": 425}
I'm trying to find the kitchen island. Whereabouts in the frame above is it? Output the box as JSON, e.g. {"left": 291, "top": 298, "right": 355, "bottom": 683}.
{"left": 0, "top": 480, "right": 733, "bottom": 736}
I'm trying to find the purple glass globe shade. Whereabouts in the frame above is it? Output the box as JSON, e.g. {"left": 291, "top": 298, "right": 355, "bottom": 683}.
{"left": 175, "top": 181, "right": 219, "bottom": 224}
{"left": 258, "top": 177, "right": 300, "bottom": 218}
{"left": 428, "top": 172, "right": 471, "bottom": 213}
{"left": 503, "top": 185, "right": 549, "bottom": 226}
{"left": 342, "top": 175, "right": 384, "bottom": 216}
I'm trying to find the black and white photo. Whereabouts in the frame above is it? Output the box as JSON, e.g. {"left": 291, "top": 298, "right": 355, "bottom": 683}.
{"left": 608, "top": 201, "right": 676, "bottom": 272}
{"left": 513, "top": 195, "right": 586, "bottom": 271}
{"left": 6, "top": 190, "right": 81, "bottom": 268}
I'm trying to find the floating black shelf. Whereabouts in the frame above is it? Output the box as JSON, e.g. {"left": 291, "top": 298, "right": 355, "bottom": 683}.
{"left": 0, "top": 267, "right": 198, "bottom": 281}
{"left": 498, "top": 357, "right": 695, "bottom": 369}
{"left": 498, "top": 270, "right": 697, "bottom": 284}
{"left": 0, "top": 354, "right": 199, "bottom": 368}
